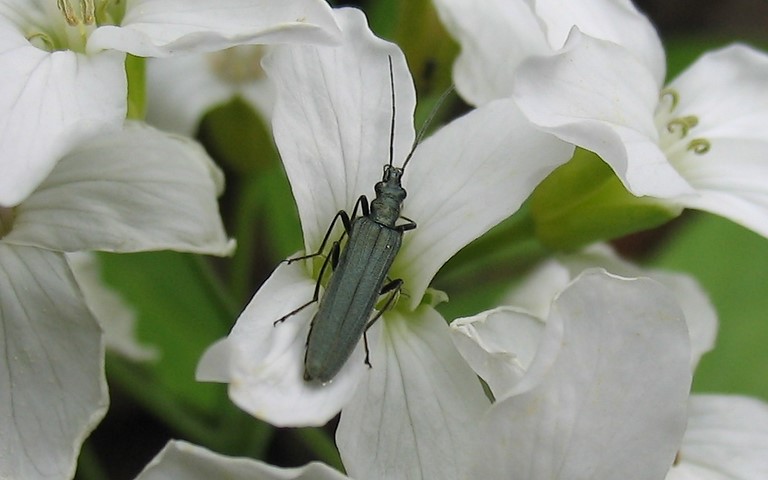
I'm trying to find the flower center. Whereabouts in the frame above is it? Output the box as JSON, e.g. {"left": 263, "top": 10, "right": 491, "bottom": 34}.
{"left": 655, "top": 88, "right": 711, "bottom": 158}
{"left": 23, "top": 0, "right": 124, "bottom": 53}
{"left": 207, "top": 46, "right": 267, "bottom": 86}
{"left": 0, "top": 207, "right": 14, "bottom": 238}
{"left": 57, "top": 0, "right": 98, "bottom": 27}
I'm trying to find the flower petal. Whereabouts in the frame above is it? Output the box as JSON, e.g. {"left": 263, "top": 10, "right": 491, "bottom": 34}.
{"left": 396, "top": 100, "right": 573, "bottom": 308}
{"left": 513, "top": 31, "right": 693, "bottom": 198}
{"left": 666, "top": 394, "right": 768, "bottom": 480}
{"left": 432, "top": 0, "right": 549, "bottom": 105}
{"left": 450, "top": 306, "right": 545, "bottom": 398}
{"left": 473, "top": 270, "right": 692, "bottom": 478}
{"left": 0, "top": 23, "right": 126, "bottom": 206}
{"left": 666, "top": 45, "right": 768, "bottom": 140}
{"left": 0, "top": 244, "right": 108, "bottom": 480}
{"left": 87, "top": 0, "right": 341, "bottom": 56}
{"left": 556, "top": 244, "right": 718, "bottom": 368}
{"left": 674, "top": 138, "right": 768, "bottom": 238}
{"left": 198, "top": 261, "right": 365, "bottom": 427}
{"left": 5, "top": 122, "right": 234, "bottom": 255}
{"left": 501, "top": 245, "right": 718, "bottom": 369}
{"left": 531, "top": 0, "right": 665, "bottom": 84}
{"left": 263, "top": 7, "right": 416, "bottom": 252}
{"left": 649, "top": 271, "right": 717, "bottom": 368}
{"left": 136, "top": 440, "right": 349, "bottom": 480}
{"left": 664, "top": 45, "right": 768, "bottom": 238}
{"left": 336, "top": 307, "right": 489, "bottom": 480}
{"left": 502, "top": 259, "right": 572, "bottom": 318}
{"left": 433, "top": 0, "right": 664, "bottom": 106}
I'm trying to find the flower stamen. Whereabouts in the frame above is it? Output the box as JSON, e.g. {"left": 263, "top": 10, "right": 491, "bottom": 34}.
{"left": 81, "top": 0, "right": 96, "bottom": 25}
{"left": 57, "top": 0, "right": 78, "bottom": 26}
{"left": 666, "top": 115, "right": 699, "bottom": 138}
{"left": 659, "top": 88, "right": 680, "bottom": 112}
{"left": 656, "top": 91, "right": 712, "bottom": 157}
{"left": 56, "top": 0, "right": 97, "bottom": 26}
{"left": 687, "top": 139, "right": 711, "bottom": 154}
{"left": 27, "top": 32, "right": 56, "bottom": 51}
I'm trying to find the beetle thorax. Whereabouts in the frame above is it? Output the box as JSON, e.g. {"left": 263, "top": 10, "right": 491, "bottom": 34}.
{"left": 369, "top": 165, "right": 406, "bottom": 227}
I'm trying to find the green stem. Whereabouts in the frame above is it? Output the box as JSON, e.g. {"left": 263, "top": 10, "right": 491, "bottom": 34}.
{"left": 531, "top": 148, "right": 681, "bottom": 250}
{"left": 125, "top": 54, "right": 146, "bottom": 120}
{"left": 229, "top": 175, "right": 264, "bottom": 301}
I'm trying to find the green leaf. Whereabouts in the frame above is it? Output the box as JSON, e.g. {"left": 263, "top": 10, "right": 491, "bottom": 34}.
{"left": 99, "top": 251, "right": 235, "bottom": 411}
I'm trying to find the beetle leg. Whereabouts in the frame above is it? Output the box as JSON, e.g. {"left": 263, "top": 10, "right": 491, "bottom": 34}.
{"left": 362, "top": 331, "right": 373, "bottom": 368}
{"left": 360, "top": 279, "right": 404, "bottom": 367}
{"left": 283, "top": 208, "right": 353, "bottom": 265}
{"left": 396, "top": 215, "right": 416, "bottom": 232}
{"left": 274, "top": 241, "right": 341, "bottom": 326}
{"left": 350, "top": 194, "right": 370, "bottom": 220}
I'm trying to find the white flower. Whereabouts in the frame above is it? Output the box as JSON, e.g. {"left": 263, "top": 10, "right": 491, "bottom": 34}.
{"left": 667, "top": 394, "right": 768, "bottom": 479}
{"left": 435, "top": 0, "right": 768, "bottom": 239}
{"left": 452, "top": 269, "right": 693, "bottom": 478}
{"left": 0, "top": 122, "right": 233, "bottom": 480}
{"left": 135, "top": 398, "right": 768, "bottom": 480}
{"left": 507, "top": 244, "right": 717, "bottom": 369}
{"left": 0, "top": 245, "right": 107, "bottom": 480}
{"left": 454, "top": 246, "right": 768, "bottom": 479}
{"left": 135, "top": 440, "right": 349, "bottom": 480}
{"left": 0, "top": 0, "right": 341, "bottom": 206}
{"left": 513, "top": 36, "right": 768, "bottom": 238}
{"left": 196, "top": 7, "right": 574, "bottom": 479}
{"left": 432, "top": 0, "right": 662, "bottom": 107}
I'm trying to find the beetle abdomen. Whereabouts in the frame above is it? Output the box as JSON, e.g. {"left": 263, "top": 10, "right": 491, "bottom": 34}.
{"left": 304, "top": 216, "right": 403, "bottom": 382}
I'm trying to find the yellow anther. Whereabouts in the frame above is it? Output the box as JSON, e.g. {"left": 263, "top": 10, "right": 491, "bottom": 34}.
{"left": 57, "top": 0, "right": 80, "bottom": 26}
{"left": 660, "top": 88, "right": 680, "bottom": 111}
{"left": 81, "top": 0, "right": 96, "bottom": 25}
{"left": 666, "top": 115, "right": 699, "bottom": 137}
{"left": 687, "top": 138, "right": 711, "bottom": 154}
{"left": 57, "top": 0, "right": 97, "bottom": 26}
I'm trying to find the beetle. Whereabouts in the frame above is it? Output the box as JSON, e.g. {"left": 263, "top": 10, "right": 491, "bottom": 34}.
{"left": 276, "top": 56, "right": 454, "bottom": 383}
{"left": 274, "top": 56, "right": 418, "bottom": 383}
{"left": 306, "top": 164, "right": 414, "bottom": 383}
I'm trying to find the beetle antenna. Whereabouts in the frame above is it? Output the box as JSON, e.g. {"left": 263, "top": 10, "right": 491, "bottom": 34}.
{"left": 388, "top": 55, "right": 396, "bottom": 168}
{"left": 402, "top": 83, "right": 455, "bottom": 170}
